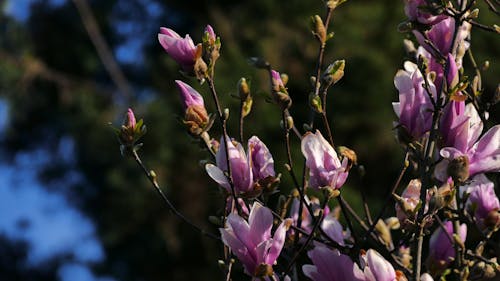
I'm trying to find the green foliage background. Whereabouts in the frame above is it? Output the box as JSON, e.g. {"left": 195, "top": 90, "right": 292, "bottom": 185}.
{"left": 0, "top": 0, "right": 498, "bottom": 280}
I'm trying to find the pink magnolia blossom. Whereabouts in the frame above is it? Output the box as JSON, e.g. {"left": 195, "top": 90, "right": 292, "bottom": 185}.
{"left": 301, "top": 130, "right": 349, "bottom": 190}
{"left": 361, "top": 249, "right": 397, "bottom": 281}
{"left": 428, "top": 221, "right": 467, "bottom": 267}
{"left": 462, "top": 174, "right": 500, "bottom": 228}
{"left": 290, "top": 197, "right": 329, "bottom": 233}
{"left": 248, "top": 136, "right": 276, "bottom": 181}
{"left": 321, "top": 213, "right": 349, "bottom": 246}
{"left": 206, "top": 136, "right": 275, "bottom": 195}
{"left": 393, "top": 62, "right": 435, "bottom": 139}
{"left": 174, "top": 80, "right": 205, "bottom": 110}
{"left": 220, "top": 202, "right": 291, "bottom": 277}
{"left": 158, "top": 27, "right": 198, "bottom": 71}
{"left": 414, "top": 17, "right": 470, "bottom": 60}
{"left": 271, "top": 70, "right": 285, "bottom": 90}
{"left": 404, "top": 0, "right": 446, "bottom": 25}
{"left": 435, "top": 104, "right": 500, "bottom": 181}
{"left": 205, "top": 24, "right": 216, "bottom": 42}
{"left": 126, "top": 108, "right": 136, "bottom": 129}
{"left": 303, "top": 246, "right": 365, "bottom": 281}
{"left": 395, "top": 179, "right": 429, "bottom": 225}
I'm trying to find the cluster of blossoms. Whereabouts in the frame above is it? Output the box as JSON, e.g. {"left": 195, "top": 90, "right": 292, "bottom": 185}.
{"left": 117, "top": 0, "right": 499, "bottom": 280}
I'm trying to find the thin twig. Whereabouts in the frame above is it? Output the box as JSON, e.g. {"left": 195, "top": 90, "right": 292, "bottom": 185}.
{"left": 72, "top": 0, "right": 133, "bottom": 102}
{"left": 206, "top": 77, "right": 242, "bottom": 214}
{"left": 131, "top": 150, "right": 219, "bottom": 240}
{"left": 365, "top": 152, "right": 409, "bottom": 240}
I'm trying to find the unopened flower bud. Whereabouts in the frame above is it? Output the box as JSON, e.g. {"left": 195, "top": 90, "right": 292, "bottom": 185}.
{"left": 237, "top": 78, "right": 250, "bottom": 100}
{"left": 117, "top": 108, "right": 146, "bottom": 151}
{"left": 309, "top": 93, "right": 323, "bottom": 113}
{"left": 285, "top": 116, "right": 294, "bottom": 131}
{"left": 322, "top": 60, "right": 345, "bottom": 87}
{"left": 469, "top": 8, "right": 479, "bottom": 19}
{"left": 311, "top": 15, "right": 327, "bottom": 44}
{"left": 202, "top": 25, "right": 220, "bottom": 70}
{"left": 326, "top": 0, "right": 347, "bottom": 10}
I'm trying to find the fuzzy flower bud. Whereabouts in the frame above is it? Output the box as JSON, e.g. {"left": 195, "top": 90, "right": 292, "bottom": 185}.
{"left": 117, "top": 108, "right": 146, "bottom": 151}
{"left": 271, "top": 70, "right": 291, "bottom": 110}
{"left": 322, "top": 60, "right": 345, "bottom": 87}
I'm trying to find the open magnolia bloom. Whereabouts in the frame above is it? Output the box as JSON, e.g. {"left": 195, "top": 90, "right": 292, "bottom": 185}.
{"left": 303, "top": 247, "right": 398, "bottom": 281}
{"left": 461, "top": 174, "right": 500, "bottom": 229}
{"left": 303, "top": 246, "right": 366, "bottom": 281}
{"left": 206, "top": 136, "right": 277, "bottom": 197}
{"left": 220, "top": 202, "right": 291, "bottom": 278}
{"left": 301, "top": 130, "right": 349, "bottom": 190}
{"left": 435, "top": 104, "right": 500, "bottom": 182}
{"left": 428, "top": 221, "right": 467, "bottom": 273}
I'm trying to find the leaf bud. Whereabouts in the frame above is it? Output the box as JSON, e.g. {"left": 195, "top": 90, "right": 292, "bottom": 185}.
{"left": 309, "top": 93, "right": 323, "bottom": 113}
{"left": 237, "top": 78, "right": 251, "bottom": 100}
{"left": 285, "top": 116, "right": 294, "bottom": 131}
{"left": 311, "top": 15, "right": 327, "bottom": 44}
{"left": 322, "top": 60, "right": 345, "bottom": 87}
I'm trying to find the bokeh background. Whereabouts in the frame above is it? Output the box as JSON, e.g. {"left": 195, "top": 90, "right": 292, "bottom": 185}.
{"left": 0, "top": 0, "right": 498, "bottom": 280}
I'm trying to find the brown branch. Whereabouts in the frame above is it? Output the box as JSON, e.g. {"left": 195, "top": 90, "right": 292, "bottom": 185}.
{"left": 72, "top": 0, "right": 133, "bottom": 101}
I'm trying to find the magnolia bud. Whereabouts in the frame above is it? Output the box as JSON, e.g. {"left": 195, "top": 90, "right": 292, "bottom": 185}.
{"left": 322, "top": 60, "right": 345, "bottom": 87}
{"left": 238, "top": 78, "right": 251, "bottom": 100}
{"left": 311, "top": 15, "right": 327, "bottom": 44}
{"left": 309, "top": 93, "right": 323, "bottom": 113}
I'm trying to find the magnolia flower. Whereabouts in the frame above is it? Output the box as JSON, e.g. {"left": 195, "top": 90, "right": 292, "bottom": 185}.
{"left": 301, "top": 130, "right": 349, "bottom": 190}
{"left": 126, "top": 108, "right": 136, "bottom": 129}
{"left": 248, "top": 136, "right": 276, "bottom": 181}
{"left": 428, "top": 221, "right": 467, "bottom": 269}
{"left": 290, "top": 196, "right": 328, "bottom": 233}
{"left": 205, "top": 24, "right": 216, "bottom": 43}
{"left": 220, "top": 202, "right": 291, "bottom": 278}
{"left": 414, "top": 17, "right": 470, "bottom": 64}
{"left": 361, "top": 249, "right": 397, "bottom": 281}
{"left": 175, "top": 80, "right": 205, "bottom": 110}
{"left": 206, "top": 136, "right": 275, "bottom": 196}
{"left": 321, "top": 213, "right": 349, "bottom": 246}
{"left": 435, "top": 104, "right": 500, "bottom": 181}
{"left": 462, "top": 174, "right": 500, "bottom": 228}
{"left": 303, "top": 246, "right": 365, "bottom": 281}
{"left": 395, "top": 179, "right": 429, "bottom": 225}
{"left": 404, "top": 0, "right": 446, "bottom": 25}
{"left": 175, "top": 80, "right": 208, "bottom": 135}
{"left": 393, "top": 62, "right": 435, "bottom": 140}
{"left": 158, "top": 27, "right": 199, "bottom": 71}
